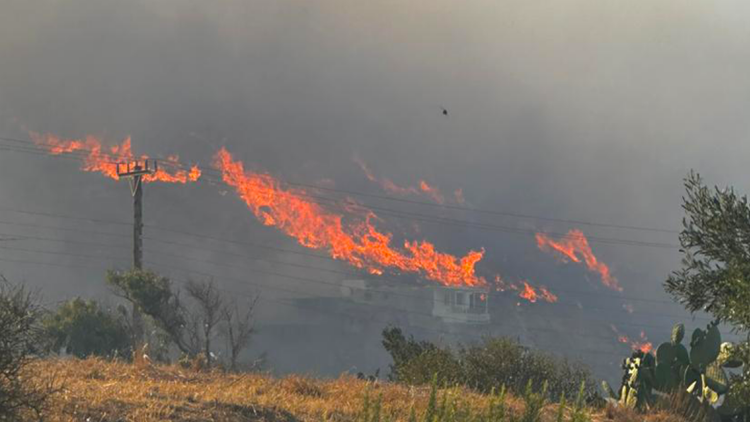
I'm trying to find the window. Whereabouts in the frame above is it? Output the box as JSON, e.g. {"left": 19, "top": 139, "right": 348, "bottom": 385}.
{"left": 455, "top": 293, "right": 464, "bottom": 305}
{"left": 444, "top": 292, "right": 450, "bottom": 306}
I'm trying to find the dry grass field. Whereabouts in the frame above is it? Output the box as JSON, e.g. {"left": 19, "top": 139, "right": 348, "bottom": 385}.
{"left": 22, "top": 358, "right": 689, "bottom": 422}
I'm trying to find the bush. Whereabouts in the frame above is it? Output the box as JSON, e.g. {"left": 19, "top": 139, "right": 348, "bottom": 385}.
{"left": 460, "top": 337, "right": 597, "bottom": 403}
{"left": 0, "top": 277, "right": 50, "bottom": 419}
{"left": 382, "top": 327, "right": 599, "bottom": 404}
{"left": 42, "top": 298, "right": 132, "bottom": 359}
{"left": 398, "top": 347, "right": 463, "bottom": 387}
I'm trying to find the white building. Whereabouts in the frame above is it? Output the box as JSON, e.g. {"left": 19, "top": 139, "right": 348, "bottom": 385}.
{"left": 431, "top": 286, "right": 490, "bottom": 324}
{"left": 340, "top": 279, "right": 490, "bottom": 325}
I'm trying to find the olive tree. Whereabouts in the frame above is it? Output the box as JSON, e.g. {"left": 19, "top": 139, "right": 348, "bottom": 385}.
{"left": 665, "top": 171, "right": 750, "bottom": 414}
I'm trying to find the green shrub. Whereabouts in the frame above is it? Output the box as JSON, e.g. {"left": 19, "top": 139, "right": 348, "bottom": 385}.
{"left": 382, "top": 327, "right": 599, "bottom": 404}
{"left": 43, "top": 297, "right": 131, "bottom": 359}
{"left": 0, "top": 277, "right": 50, "bottom": 419}
{"left": 398, "top": 347, "right": 463, "bottom": 387}
{"left": 357, "top": 375, "right": 589, "bottom": 422}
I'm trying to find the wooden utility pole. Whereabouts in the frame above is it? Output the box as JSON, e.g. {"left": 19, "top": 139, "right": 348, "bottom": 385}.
{"left": 117, "top": 159, "right": 158, "bottom": 345}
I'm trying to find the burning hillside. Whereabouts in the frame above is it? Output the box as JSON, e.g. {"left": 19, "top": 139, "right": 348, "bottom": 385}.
{"left": 536, "top": 229, "right": 622, "bottom": 291}
{"left": 31, "top": 132, "right": 201, "bottom": 183}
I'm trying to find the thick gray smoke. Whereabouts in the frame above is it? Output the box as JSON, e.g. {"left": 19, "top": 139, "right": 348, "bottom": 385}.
{"left": 1, "top": 0, "right": 749, "bottom": 379}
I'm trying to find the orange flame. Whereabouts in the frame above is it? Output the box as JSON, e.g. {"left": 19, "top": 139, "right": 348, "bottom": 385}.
{"left": 518, "top": 281, "right": 538, "bottom": 303}
{"left": 495, "top": 275, "right": 557, "bottom": 304}
{"left": 539, "top": 286, "right": 559, "bottom": 303}
{"left": 634, "top": 331, "right": 654, "bottom": 353}
{"left": 611, "top": 325, "right": 653, "bottom": 353}
{"left": 31, "top": 132, "right": 201, "bottom": 183}
{"left": 215, "top": 148, "right": 487, "bottom": 287}
{"left": 535, "top": 230, "right": 622, "bottom": 292}
{"left": 354, "top": 156, "right": 453, "bottom": 205}
{"left": 419, "top": 180, "right": 446, "bottom": 205}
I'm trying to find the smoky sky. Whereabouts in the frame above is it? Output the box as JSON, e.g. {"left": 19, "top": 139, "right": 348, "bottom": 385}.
{"left": 1, "top": 0, "right": 750, "bottom": 377}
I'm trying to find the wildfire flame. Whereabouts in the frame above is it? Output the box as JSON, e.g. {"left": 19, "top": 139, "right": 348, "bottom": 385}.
{"left": 535, "top": 229, "right": 622, "bottom": 292}
{"left": 494, "top": 275, "right": 558, "bottom": 304}
{"left": 418, "top": 180, "right": 446, "bottom": 205}
{"left": 611, "top": 325, "right": 653, "bottom": 353}
{"left": 518, "top": 281, "right": 539, "bottom": 303}
{"left": 31, "top": 132, "right": 201, "bottom": 183}
{"left": 215, "top": 147, "right": 488, "bottom": 287}
{"left": 354, "top": 156, "right": 451, "bottom": 205}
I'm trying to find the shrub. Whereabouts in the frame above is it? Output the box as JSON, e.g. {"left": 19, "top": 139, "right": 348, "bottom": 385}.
{"left": 398, "top": 347, "right": 463, "bottom": 387}
{"left": 0, "top": 277, "right": 50, "bottom": 419}
{"left": 383, "top": 327, "right": 598, "bottom": 404}
{"left": 42, "top": 297, "right": 131, "bottom": 359}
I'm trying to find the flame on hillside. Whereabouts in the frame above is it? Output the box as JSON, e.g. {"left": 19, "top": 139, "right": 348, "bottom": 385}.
{"left": 535, "top": 229, "right": 622, "bottom": 291}
{"left": 354, "top": 156, "right": 456, "bottom": 205}
{"left": 31, "top": 132, "right": 201, "bottom": 183}
{"left": 611, "top": 325, "right": 653, "bottom": 353}
{"left": 216, "top": 147, "right": 490, "bottom": 287}
{"left": 494, "top": 275, "right": 558, "bottom": 304}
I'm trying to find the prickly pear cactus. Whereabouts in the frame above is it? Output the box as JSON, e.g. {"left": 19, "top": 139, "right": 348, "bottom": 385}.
{"left": 690, "top": 323, "right": 722, "bottom": 369}
{"left": 672, "top": 323, "right": 685, "bottom": 345}
{"left": 608, "top": 320, "right": 746, "bottom": 417}
{"left": 604, "top": 351, "right": 656, "bottom": 409}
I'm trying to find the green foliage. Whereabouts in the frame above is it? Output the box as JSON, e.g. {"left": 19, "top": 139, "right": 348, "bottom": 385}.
{"left": 665, "top": 171, "right": 750, "bottom": 330}
{"left": 106, "top": 269, "right": 193, "bottom": 355}
{"left": 357, "top": 376, "right": 591, "bottom": 422}
{"left": 460, "top": 337, "right": 597, "bottom": 404}
{"left": 382, "top": 327, "right": 442, "bottom": 382}
{"left": 383, "top": 327, "right": 598, "bottom": 405}
{"left": 607, "top": 321, "right": 749, "bottom": 419}
{"left": 0, "top": 277, "right": 50, "bottom": 419}
{"left": 397, "top": 347, "right": 463, "bottom": 387}
{"left": 517, "top": 380, "right": 547, "bottom": 422}
{"left": 42, "top": 298, "right": 131, "bottom": 359}
{"left": 569, "top": 381, "right": 591, "bottom": 422}
{"left": 603, "top": 350, "right": 657, "bottom": 409}
{"left": 555, "top": 393, "right": 566, "bottom": 422}
{"left": 664, "top": 171, "right": 750, "bottom": 417}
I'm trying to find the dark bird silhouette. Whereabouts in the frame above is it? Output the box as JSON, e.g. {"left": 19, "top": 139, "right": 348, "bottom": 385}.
{"left": 440, "top": 106, "right": 448, "bottom": 116}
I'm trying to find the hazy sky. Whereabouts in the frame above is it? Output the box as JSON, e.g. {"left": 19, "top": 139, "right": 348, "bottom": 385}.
{"left": 1, "top": 0, "right": 749, "bottom": 375}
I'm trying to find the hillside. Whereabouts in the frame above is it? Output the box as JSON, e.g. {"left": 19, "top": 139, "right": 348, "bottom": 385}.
{"left": 22, "top": 358, "right": 688, "bottom": 422}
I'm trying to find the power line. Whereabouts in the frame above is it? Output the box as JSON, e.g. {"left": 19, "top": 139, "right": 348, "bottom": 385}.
{"left": 0, "top": 232, "right": 704, "bottom": 332}
{"left": 0, "top": 206, "right": 131, "bottom": 226}
{"left": 0, "top": 212, "right": 691, "bottom": 310}
{"left": 1, "top": 244, "right": 742, "bottom": 354}
{"left": 180, "top": 168, "right": 681, "bottom": 249}
{"left": 0, "top": 142, "right": 709, "bottom": 322}
{"left": 0, "top": 218, "right": 708, "bottom": 329}
{"left": 141, "top": 245, "right": 713, "bottom": 328}
{"left": 0, "top": 219, "right": 130, "bottom": 239}
{"left": 0, "top": 136, "right": 681, "bottom": 235}
{"left": 0, "top": 138, "right": 682, "bottom": 251}
{"left": 0, "top": 226, "right": 711, "bottom": 332}
{"left": 0, "top": 242, "right": 625, "bottom": 342}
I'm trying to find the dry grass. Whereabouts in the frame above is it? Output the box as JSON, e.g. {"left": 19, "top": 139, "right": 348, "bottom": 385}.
{"left": 21, "top": 358, "right": 697, "bottom": 421}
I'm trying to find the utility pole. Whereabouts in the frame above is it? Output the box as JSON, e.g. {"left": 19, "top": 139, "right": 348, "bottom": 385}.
{"left": 117, "top": 159, "right": 158, "bottom": 346}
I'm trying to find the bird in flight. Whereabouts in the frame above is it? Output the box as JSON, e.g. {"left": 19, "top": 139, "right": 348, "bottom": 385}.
{"left": 440, "top": 106, "right": 448, "bottom": 116}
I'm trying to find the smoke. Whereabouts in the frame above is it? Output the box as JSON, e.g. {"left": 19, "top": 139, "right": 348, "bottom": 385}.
{"left": 1, "top": 0, "right": 749, "bottom": 379}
